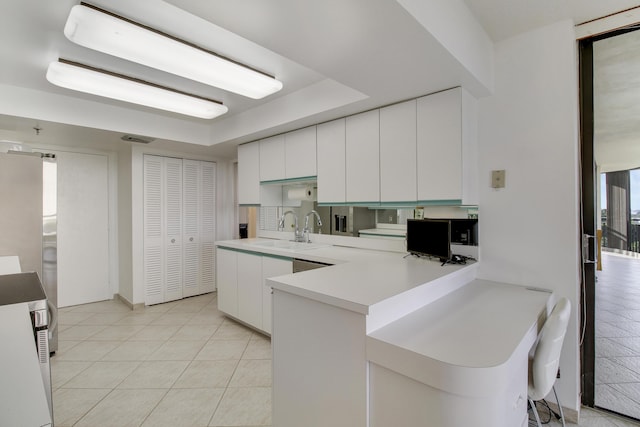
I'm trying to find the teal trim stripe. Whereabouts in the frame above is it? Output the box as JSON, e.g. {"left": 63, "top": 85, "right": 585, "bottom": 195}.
{"left": 260, "top": 176, "right": 317, "bottom": 185}
{"left": 217, "top": 246, "right": 293, "bottom": 261}
{"left": 359, "top": 232, "right": 405, "bottom": 238}
{"left": 417, "top": 199, "right": 463, "bottom": 206}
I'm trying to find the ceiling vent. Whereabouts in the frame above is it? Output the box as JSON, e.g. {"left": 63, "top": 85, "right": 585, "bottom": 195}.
{"left": 121, "top": 134, "right": 155, "bottom": 144}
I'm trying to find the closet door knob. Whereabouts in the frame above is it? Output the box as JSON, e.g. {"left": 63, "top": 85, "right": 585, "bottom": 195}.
{"left": 189, "top": 237, "right": 194, "bottom": 242}
{"left": 171, "top": 238, "right": 176, "bottom": 243}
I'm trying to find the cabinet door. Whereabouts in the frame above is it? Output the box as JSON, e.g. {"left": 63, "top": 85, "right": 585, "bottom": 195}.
{"left": 143, "top": 155, "right": 164, "bottom": 305}
{"left": 260, "top": 135, "right": 286, "bottom": 182}
{"left": 199, "top": 161, "right": 217, "bottom": 293}
{"left": 143, "top": 155, "right": 183, "bottom": 305}
{"left": 346, "top": 110, "right": 380, "bottom": 203}
{"left": 164, "top": 157, "right": 184, "bottom": 303}
{"left": 262, "top": 256, "right": 292, "bottom": 334}
{"left": 182, "top": 159, "right": 200, "bottom": 298}
{"left": 417, "top": 88, "right": 462, "bottom": 202}
{"left": 237, "top": 252, "right": 263, "bottom": 329}
{"left": 216, "top": 248, "right": 238, "bottom": 317}
{"left": 380, "top": 100, "right": 417, "bottom": 202}
{"left": 285, "top": 126, "right": 317, "bottom": 179}
{"left": 317, "top": 118, "right": 346, "bottom": 204}
{"left": 238, "top": 142, "right": 260, "bottom": 205}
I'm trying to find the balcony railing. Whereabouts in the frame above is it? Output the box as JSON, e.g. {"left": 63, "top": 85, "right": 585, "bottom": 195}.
{"left": 601, "top": 223, "right": 640, "bottom": 253}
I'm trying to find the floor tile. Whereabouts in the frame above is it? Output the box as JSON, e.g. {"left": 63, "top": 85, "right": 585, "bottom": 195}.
{"left": 55, "top": 340, "right": 121, "bottom": 361}
{"left": 114, "top": 312, "right": 163, "bottom": 326}
{"left": 118, "top": 360, "right": 190, "bottom": 389}
{"left": 79, "top": 311, "right": 130, "bottom": 325}
{"left": 74, "top": 388, "right": 167, "bottom": 427}
{"left": 62, "top": 361, "right": 140, "bottom": 388}
{"left": 53, "top": 388, "right": 111, "bottom": 427}
{"left": 50, "top": 360, "right": 92, "bottom": 389}
{"left": 209, "top": 387, "right": 271, "bottom": 426}
{"left": 141, "top": 388, "right": 225, "bottom": 427}
{"left": 229, "top": 359, "right": 272, "bottom": 387}
{"left": 128, "top": 324, "right": 181, "bottom": 341}
{"left": 211, "top": 322, "right": 253, "bottom": 340}
{"left": 196, "top": 340, "right": 249, "bottom": 361}
{"left": 173, "top": 360, "right": 239, "bottom": 388}
{"left": 101, "top": 340, "right": 165, "bottom": 361}
{"left": 242, "top": 338, "right": 272, "bottom": 360}
{"left": 89, "top": 324, "right": 146, "bottom": 341}
{"left": 58, "top": 324, "right": 107, "bottom": 340}
{"left": 172, "top": 324, "right": 217, "bottom": 341}
{"left": 147, "top": 340, "right": 207, "bottom": 361}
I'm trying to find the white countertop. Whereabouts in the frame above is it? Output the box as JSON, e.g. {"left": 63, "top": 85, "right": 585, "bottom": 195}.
{"left": 215, "top": 238, "right": 397, "bottom": 265}
{"left": 0, "top": 303, "right": 52, "bottom": 427}
{"left": 367, "top": 279, "right": 552, "bottom": 395}
{"left": 358, "top": 228, "right": 406, "bottom": 237}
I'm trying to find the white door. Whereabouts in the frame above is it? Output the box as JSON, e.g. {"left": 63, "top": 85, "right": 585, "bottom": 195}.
{"left": 182, "top": 159, "right": 200, "bottom": 298}
{"left": 57, "top": 151, "right": 110, "bottom": 307}
{"left": 144, "top": 155, "right": 183, "bottom": 304}
{"left": 200, "top": 161, "right": 216, "bottom": 293}
{"left": 182, "top": 159, "right": 216, "bottom": 297}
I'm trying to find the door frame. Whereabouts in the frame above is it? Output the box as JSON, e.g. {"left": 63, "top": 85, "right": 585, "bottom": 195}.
{"left": 578, "top": 26, "right": 640, "bottom": 408}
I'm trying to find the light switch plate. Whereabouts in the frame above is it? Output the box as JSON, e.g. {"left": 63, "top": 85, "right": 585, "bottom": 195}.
{"left": 492, "top": 170, "right": 506, "bottom": 188}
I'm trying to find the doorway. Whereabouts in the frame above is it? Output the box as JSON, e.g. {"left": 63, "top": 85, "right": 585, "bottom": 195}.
{"left": 580, "top": 27, "right": 640, "bottom": 421}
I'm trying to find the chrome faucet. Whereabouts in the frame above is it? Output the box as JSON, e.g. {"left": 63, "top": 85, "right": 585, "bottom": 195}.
{"left": 303, "top": 210, "right": 323, "bottom": 243}
{"left": 279, "top": 210, "right": 304, "bottom": 242}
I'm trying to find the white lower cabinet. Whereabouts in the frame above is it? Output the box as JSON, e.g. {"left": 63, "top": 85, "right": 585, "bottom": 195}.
{"left": 261, "top": 256, "right": 292, "bottom": 334}
{"left": 216, "top": 247, "right": 292, "bottom": 334}
{"left": 237, "top": 252, "right": 263, "bottom": 329}
{"left": 216, "top": 248, "right": 238, "bottom": 317}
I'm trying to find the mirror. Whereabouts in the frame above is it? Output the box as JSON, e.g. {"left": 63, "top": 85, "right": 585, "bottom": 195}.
{"left": 257, "top": 182, "right": 478, "bottom": 241}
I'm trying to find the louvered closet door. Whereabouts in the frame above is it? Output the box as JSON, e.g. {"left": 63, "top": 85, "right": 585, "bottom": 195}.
{"left": 200, "top": 161, "right": 216, "bottom": 293}
{"left": 144, "top": 155, "right": 164, "bottom": 305}
{"left": 183, "top": 160, "right": 216, "bottom": 297}
{"left": 164, "top": 157, "right": 183, "bottom": 302}
{"left": 144, "top": 155, "right": 183, "bottom": 304}
{"left": 182, "top": 160, "right": 200, "bottom": 297}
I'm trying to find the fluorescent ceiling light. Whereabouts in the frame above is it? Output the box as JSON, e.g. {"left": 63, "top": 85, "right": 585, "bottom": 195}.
{"left": 64, "top": 3, "right": 284, "bottom": 99}
{"left": 46, "top": 59, "right": 228, "bottom": 119}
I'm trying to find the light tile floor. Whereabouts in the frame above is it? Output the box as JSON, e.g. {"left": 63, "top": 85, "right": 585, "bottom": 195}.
{"left": 52, "top": 292, "right": 272, "bottom": 427}
{"left": 51, "top": 288, "right": 640, "bottom": 426}
{"left": 595, "top": 252, "right": 640, "bottom": 421}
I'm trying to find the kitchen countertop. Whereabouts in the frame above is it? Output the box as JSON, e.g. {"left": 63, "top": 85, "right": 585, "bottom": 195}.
{"left": 216, "top": 238, "right": 477, "bottom": 320}
{"left": 367, "top": 280, "right": 551, "bottom": 394}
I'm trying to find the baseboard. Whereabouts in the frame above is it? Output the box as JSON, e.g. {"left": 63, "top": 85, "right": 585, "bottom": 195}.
{"left": 115, "top": 294, "right": 145, "bottom": 311}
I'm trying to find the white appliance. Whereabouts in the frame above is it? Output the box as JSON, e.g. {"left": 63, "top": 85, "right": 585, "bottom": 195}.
{"left": 0, "top": 149, "right": 58, "bottom": 353}
{"left": 0, "top": 272, "right": 53, "bottom": 421}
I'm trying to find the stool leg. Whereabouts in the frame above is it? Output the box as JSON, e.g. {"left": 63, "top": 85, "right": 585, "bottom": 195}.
{"left": 529, "top": 398, "right": 542, "bottom": 427}
{"left": 552, "top": 385, "right": 566, "bottom": 427}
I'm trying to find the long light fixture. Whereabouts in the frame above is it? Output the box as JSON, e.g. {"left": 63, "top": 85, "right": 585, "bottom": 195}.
{"left": 46, "top": 59, "right": 228, "bottom": 119}
{"left": 63, "top": 3, "right": 284, "bottom": 99}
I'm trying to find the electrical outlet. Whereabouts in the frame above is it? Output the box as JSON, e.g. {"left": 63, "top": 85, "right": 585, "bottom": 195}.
{"left": 492, "top": 170, "right": 506, "bottom": 188}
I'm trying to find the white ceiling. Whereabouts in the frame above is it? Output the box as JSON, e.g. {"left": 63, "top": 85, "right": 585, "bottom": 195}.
{"left": 0, "top": 0, "right": 639, "bottom": 159}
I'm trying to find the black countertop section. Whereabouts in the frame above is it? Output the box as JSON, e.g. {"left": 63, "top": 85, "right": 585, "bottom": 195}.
{"left": 0, "top": 272, "right": 46, "bottom": 306}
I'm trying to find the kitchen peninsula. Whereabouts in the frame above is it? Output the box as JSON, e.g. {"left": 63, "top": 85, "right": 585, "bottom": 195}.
{"left": 215, "top": 238, "right": 552, "bottom": 427}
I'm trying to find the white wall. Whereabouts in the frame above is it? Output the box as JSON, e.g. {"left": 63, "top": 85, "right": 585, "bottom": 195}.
{"left": 477, "top": 20, "right": 582, "bottom": 410}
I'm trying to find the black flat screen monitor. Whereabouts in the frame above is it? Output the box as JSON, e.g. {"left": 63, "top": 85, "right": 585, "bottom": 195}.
{"left": 406, "top": 219, "right": 452, "bottom": 261}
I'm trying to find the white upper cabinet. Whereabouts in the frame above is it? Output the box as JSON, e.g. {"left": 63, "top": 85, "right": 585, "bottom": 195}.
{"left": 238, "top": 142, "right": 260, "bottom": 205}
{"left": 317, "top": 118, "right": 346, "bottom": 204}
{"left": 346, "top": 109, "right": 380, "bottom": 203}
{"left": 380, "top": 100, "right": 417, "bottom": 203}
{"left": 285, "top": 126, "right": 317, "bottom": 179}
{"left": 417, "top": 87, "right": 477, "bottom": 204}
{"left": 260, "top": 135, "right": 286, "bottom": 182}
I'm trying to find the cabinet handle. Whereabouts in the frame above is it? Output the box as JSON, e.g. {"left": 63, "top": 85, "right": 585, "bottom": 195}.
{"left": 190, "top": 237, "right": 194, "bottom": 242}
{"left": 171, "top": 238, "right": 176, "bottom": 244}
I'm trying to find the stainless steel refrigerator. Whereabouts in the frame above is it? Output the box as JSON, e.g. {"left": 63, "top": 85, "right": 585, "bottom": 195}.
{"left": 0, "top": 149, "right": 58, "bottom": 353}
